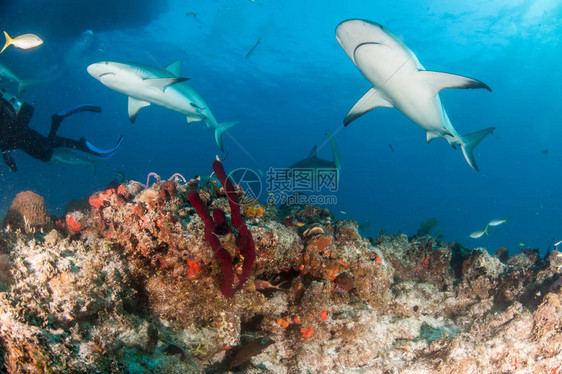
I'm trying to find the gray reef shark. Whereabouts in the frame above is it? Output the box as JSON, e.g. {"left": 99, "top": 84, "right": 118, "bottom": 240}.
{"left": 50, "top": 148, "right": 103, "bottom": 174}
{"left": 87, "top": 60, "right": 237, "bottom": 151}
{"left": 0, "top": 63, "right": 42, "bottom": 94}
{"left": 336, "top": 19, "right": 495, "bottom": 171}
{"left": 290, "top": 131, "right": 341, "bottom": 170}
{"left": 49, "top": 137, "right": 123, "bottom": 174}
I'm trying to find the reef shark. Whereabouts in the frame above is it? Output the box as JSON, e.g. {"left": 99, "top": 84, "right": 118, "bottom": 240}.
{"left": 50, "top": 148, "right": 103, "bottom": 174}
{"left": 0, "top": 63, "right": 42, "bottom": 94}
{"left": 87, "top": 60, "right": 237, "bottom": 151}
{"left": 290, "top": 131, "right": 341, "bottom": 171}
{"left": 336, "top": 19, "right": 495, "bottom": 171}
{"left": 49, "top": 136, "right": 123, "bottom": 174}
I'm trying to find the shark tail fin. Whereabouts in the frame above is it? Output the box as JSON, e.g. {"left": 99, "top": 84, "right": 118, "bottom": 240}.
{"left": 214, "top": 121, "right": 238, "bottom": 152}
{"left": 460, "top": 127, "right": 495, "bottom": 171}
{"left": 18, "top": 79, "right": 44, "bottom": 94}
{"left": 1, "top": 31, "right": 12, "bottom": 54}
{"left": 325, "top": 130, "right": 341, "bottom": 171}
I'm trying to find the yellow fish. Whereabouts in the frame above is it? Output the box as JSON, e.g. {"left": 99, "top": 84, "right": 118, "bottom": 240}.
{"left": 1, "top": 31, "right": 43, "bottom": 53}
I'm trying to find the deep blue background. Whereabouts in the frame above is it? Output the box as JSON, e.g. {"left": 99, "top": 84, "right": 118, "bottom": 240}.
{"left": 1, "top": 0, "right": 560, "bottom": 255}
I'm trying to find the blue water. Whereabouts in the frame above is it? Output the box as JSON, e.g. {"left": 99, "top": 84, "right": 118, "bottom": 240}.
{"left": 1, "top": 0, "right": 561, "bottom": 255}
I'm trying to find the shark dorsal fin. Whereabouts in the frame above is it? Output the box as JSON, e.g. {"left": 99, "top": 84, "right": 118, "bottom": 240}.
{"left": 307, "top": 145, "right": 318, "bottom": 160}
{"left": 164, "top": 60, "right": 182, "bottom": 77}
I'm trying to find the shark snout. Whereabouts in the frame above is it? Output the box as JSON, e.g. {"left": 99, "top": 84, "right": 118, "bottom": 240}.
{"left": 336, "top": 19, "right": 387, "bottom": 62}
{"left": 87, "top": 61, "right": 111, "bottom": 79}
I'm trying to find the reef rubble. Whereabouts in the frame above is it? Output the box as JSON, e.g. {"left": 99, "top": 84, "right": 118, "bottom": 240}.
{"left": 0, "top": 171, "right": 561, "bottom": 373}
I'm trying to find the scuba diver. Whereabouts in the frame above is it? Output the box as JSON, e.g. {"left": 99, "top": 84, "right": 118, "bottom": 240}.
{"left": 0, "top": 88, "right": 123, "bottom": 171}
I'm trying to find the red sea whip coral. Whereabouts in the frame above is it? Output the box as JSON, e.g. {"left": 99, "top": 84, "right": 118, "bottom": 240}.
{"left": 188, "top": 160, "right": 256, "bottom": 297}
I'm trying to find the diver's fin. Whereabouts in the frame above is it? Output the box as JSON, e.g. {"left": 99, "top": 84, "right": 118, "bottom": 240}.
{"left": 344, "top": 87, "right": 393, "bottom": 126}
{"left": 128, "top": 97, "right": 151, "bottom": 123}
{"left": 50, "top": 104, "right": 102, "bottom": 138}
{"left": 460, "top": 127, "right": 495, "bottom": 171}
{"left": 420, "top": 71, "right": 491, "bottom": 96}
{"left": 85, "top": 135, "right": 124, "bottom": 159}
{"left": 56, "top": 104, "right": 101, "bottom": 118}
{"left": 145, "top": 77, "right": 189, "bottom": 91}
{"left": 164, "top": 60, "right": 182, "bottom": 77}
{"left": 214, "top": 121, "right": 238, "bottom": 152}
{"left": 1, "top": 31, "right": 12, "bottom": 54}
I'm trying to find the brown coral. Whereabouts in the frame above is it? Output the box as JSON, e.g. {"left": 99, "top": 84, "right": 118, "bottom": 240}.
{"left": 1, "top": 191, "right": 53, "bottom": 233}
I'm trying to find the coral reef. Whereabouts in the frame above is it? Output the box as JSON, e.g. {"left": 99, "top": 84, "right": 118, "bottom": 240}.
{"left": 0, "top": 172, "right": 561, "bottom": 373}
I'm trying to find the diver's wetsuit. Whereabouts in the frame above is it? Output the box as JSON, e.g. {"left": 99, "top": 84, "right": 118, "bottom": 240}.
{"left": 0, "top": 89, "right": 122, "bottom": 171}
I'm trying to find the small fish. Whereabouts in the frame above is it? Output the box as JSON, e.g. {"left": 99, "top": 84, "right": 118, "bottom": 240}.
{"left": 245, "top": 38, "right": 261, "bottom": 59}
{"left": 185, "top": 11, "right": 197, "bottom": 18}
{"left": 554, "top": 239, "right": 562, "bottom": 247}
{"left": 487, "top": 218, "right": 509, "bottom": 227}
{"left": 1, "top": 31, "right": 43, "bottom": 53}
{"left": 295, "top": 221, "right": 306, "bottom": 227}
{"left": 519, "top": 242, "right": 525, "bottom": 247}
{"left": 469, "top": 228, "right": 488, "bottom": 239}
{"left": 541, "top": 149, "right": 549, "bottom": 155}
{"left": 389, "top": 143, "right": 395, "bottom": 153}
{"left": 340, "top": 210, "right": 348, "bottom": 215}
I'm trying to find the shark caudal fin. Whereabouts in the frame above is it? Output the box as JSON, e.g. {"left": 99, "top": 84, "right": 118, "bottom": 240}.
{"left": 214, "top": 121, "right": 238, "bottom": 151}
{"left": 18, "top": 79, "right": 44, "bottom": 94}
{"left": 324, "top": 130, "right": 341, "bottom": 170}
{"left": 460, "top": 127, "right": 495, "bottom": 171}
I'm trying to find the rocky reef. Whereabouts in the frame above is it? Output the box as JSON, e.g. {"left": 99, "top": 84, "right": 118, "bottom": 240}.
{"left": 0, "top": 172, "right": 561, "bottom": 373}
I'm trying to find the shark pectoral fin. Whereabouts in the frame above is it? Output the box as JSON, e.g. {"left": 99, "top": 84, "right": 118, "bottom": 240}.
{"left": 128, "top": 97, "right": 151, "bottom": 123}
{"left": 344, "top": 87, "right": 393, "bottom": 126}
{"left": 214, "top": 121, "right": 238, "bottom": 152}
{"left": 420, "top": 71, "right": 492, "bottom": 96}
{"left": 460, "top": 127, "right": 496, "bottom": 172}
{"left": 145, "top": 77, "right": 189, "bottom": 92}
{"left": 164, "top": 60, "right": 182, "bottom": 76}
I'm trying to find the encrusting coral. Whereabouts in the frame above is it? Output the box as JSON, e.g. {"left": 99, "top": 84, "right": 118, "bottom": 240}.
{"left": 0, "top": 162, "right": 561, "bottom": 373}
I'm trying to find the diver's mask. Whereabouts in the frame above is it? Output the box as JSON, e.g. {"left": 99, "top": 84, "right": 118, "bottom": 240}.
{"left": 0, "top": 88, "right": 34, "bottom": 126}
